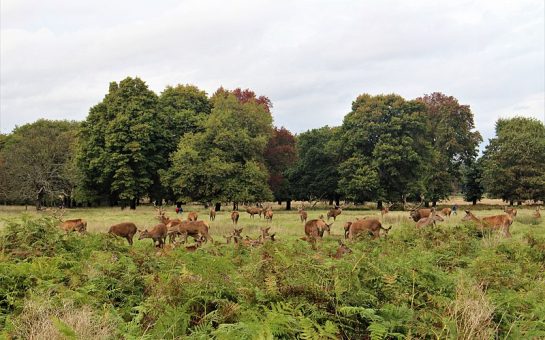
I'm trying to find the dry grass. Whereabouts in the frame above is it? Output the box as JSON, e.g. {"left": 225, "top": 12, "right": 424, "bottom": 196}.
{"left": 11, "top": 299, "right": 117, "bottom": 340}
{"left": 448, "top": 278, "right": 495, "bottom": 339}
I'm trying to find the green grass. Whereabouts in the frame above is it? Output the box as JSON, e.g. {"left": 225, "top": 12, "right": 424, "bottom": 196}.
{"left": 1, "top": 205, "right": 544, "bottom": 338}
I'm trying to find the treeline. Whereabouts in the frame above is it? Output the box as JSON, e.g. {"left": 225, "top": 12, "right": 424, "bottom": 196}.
{"left": 1, "top": 77, "right": 544, "bottom": 210}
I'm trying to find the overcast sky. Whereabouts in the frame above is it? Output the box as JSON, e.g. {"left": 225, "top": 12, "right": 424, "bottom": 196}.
{"left": 1, "top": 0, "right": 544, "bottom": 146}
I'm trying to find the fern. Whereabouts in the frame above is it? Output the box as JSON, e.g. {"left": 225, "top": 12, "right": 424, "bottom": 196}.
{"left": 51, "top": 317, "right": 77, "bottom": 339}
{"left": 368, "top": 321, "right": 388, "bottom": 340}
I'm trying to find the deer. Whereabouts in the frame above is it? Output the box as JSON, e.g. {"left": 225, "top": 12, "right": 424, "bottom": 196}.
{"left": 504, "top": 207, "right": 517, "bottom": 218}
{"left": 264, "top": 207, "right": 273, "bottom": 222}
{"left": 156, "top": 207, "right": 182, "bottom": 226}
{"left": 108, "top": 222, "right": 138, "bottom": 245}
{"left": 187, "top": 211, "right": 199, "bottom": 221}
{"left": 246, "top": 206, "right": 263, "bottom": 219}
{"left": 185, "top": 237, "right": 204, "bottom": 252}
{"left": 298, "top": 207, "right": 308, "bottom": 223}
{"left": 380, "top": 202, "right": 394, "bottom": 219}
{"left": 209, "top": 207, "right": 216, "bottom": 221}
{"left": 332, "top": 240, "right": 352, "bottom": 259}
{"left": 441, "top": 207, "right": 452, "bottom": 217}
{"left": 347, "top": 218, "right": 391, "bottom": 240}
{"left": 304, "top": 219, "right": 333, "bottom": 243}
{"left": 533, "top": 207, "right": 541, "bottom": 219}
{"left": 167, "top": 220, "right": 213, "bottom": 244}
{"left": 327, "top": 206, "right": 342, "bottom": 221}
{"left": 224, "top": 227, "right": 244, "bottom": 244}
{"left": 138, "top": 223, "right": 168, "bottom": 248}
{"left": 51, "top": 208, "right": 87, "bottom": 233}
{"left": 415, "top": 209, "right": 444, "bottom": 228}
{"left": 231, "top": 211, "right": 240, "bottom": 225}
{"left": 462, "top": 210, "right": 513, "bottom": 238}
{"left": 259, "top": 226, "right": 276, "bottom": 242}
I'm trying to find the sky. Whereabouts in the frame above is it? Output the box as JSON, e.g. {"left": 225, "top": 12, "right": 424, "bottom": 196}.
{"left": 1, "top": 0, "right": 544, "bottom": 146}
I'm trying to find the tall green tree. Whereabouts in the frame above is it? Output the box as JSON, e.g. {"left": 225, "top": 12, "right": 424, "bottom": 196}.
{"left": 163, "top": 90, "right": 273, "bottom": 208}
{"left": 1, "top": 120, "right": 79, "bottom": 209}
{"left": 339, "top": 94, "right": 431, "bottom": 206}
{"left": 417, "top": 93, "right": 482, "bottom": 204}
{"left": 462, "top": 158, "right": 484, "bottom": 205}
{"left": 264, "top": 127, "right": 297, "bottom": 210}
{"left": 77, "top": 77, "right": 163, "bottom": 209}
{"left": 481, "top": 117, "right": 545, "bottom": 203}
{"left": 288, "top": 126, "right": 340, "bottom": 205}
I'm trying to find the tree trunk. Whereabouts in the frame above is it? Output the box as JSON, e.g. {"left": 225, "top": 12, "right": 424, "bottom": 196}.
{"left": 517, "top": 201, "right": 522, "bottom": 206}
{"left": 278, "top": 200, "right": 282, "bottom": 205}
{"left": 215, "top": 202, "right": 221, "bottom": 212}
{"left": 432, "top": 201, "right": 437, "bottom": 207}
{"left": 233, "top": 202, "right": 238, "bottom": 211}
{"left": 328, "top": 199, "right": 333, "bottom": 205}
{"left": 335, "top": 197, "right": 340, "bottom": 207}
{"left": 130, "top": 198, "right": 136, "bottom": 210}
{"left": 472, "top": 198, "right": 477, "bottom": 205}
{"left": 286, "top": 200, "right": 291, "bottom": 211}
{"left": 424, "top": 201, "right": 430, "bottom": 208}
{"left": 509, "top": 200, "right": 514, "bottom": 206}
{"left": 377, "top": 200, "right": 383, "bottom": 209}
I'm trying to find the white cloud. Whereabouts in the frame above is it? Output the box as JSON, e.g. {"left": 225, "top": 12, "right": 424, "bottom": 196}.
{"left": 1, "top": 0, "right": 543, "bottom": 143}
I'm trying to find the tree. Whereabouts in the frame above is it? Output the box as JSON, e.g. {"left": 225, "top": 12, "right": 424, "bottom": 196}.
{"left": 288, "top": 126, "right": 340, "bottom": 205}
{"left": 77, "top": 77, "right": 163, "bottom": 209}
{"left": 157, "top": 84, "right": 211, "bottom": 203}
{"left": 264, "top": 127, "right": 297, "bottom": 210}
{"left": 462, "top": 158, "right": 484, "bottom": 205}
{"left": 481, "top": 117, "right": 545, "bottom": 203}
{"left": 1, "top": 120, "right": 79, "bottom": 209}
{"left": 163, "top": 90, "right": 273, "bottom": 208}
{"left": 417, "top": 93, "right": 482, "bottom": 204}
{"left": 339, "top": 94, "right": 431, "bottom": 206}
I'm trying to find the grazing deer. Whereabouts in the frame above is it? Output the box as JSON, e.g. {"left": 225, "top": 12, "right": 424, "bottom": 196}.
{"left": 504, "top": 207, "right": 517, "bottom": 217}
{"left": 533, "top": 207, "right": 541, "bottom": 219}
{"left": 108, "top": 222, "right": 138, "bottom": 245}
{"left": 381, "top": 202, "right": 394, "bottom": 219}
{"left": 416, "top": 209, "right": 444, "bottom": 228}
{"left": 298, "top": 207, "right": 308, "bottom": 223}
{"left": 327, "top": 207, "right": 342, "bottom": 221}
{"left": 138, "top": 223, "right": 168, "bottom": 248}
{"left": 246, "top": 206, "right": 263, "bottom": 219}
{"left": 462, "top": 210, "right": 513, "bottom": 238}
{"left": 332, "top": 240, "right": 352, "bottom": 259}
{"left": 167, "top": 220, "right": 213, "bottom": 244}
{"left": 347, "top": 218, "right": 391, "bottom": 240}
{"left": 231, "top": 211, "right": 240, "bottom": 225}
{"left": 209, "top": 207, "right": 216, "bottom": 221}
{"left": 441, "top": 208, "right": 452, "bottom": 217}
{"left": 187, "top": 211, "right": 198, "bottom": 221}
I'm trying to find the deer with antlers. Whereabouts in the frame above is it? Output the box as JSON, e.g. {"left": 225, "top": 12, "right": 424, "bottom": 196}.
{"left": 415, "top": 208, "right": 444, "bottom": 228}
{"left": 380, "top": 202, "right": 394, "bottom": 219}
{"left": 327, "top": 206, "right": 342, "bottom": 221}
{"left": 51, "top": 208, "right": 87, "bottom": 233}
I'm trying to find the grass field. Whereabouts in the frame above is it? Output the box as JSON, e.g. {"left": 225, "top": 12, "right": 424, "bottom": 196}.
{"left": 1, "top": 204, "right": 544, "bottom": 338}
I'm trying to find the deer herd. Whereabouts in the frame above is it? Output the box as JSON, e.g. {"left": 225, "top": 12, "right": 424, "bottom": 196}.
{"left": 50, "top": 202, "right": 542, "bottom": 258}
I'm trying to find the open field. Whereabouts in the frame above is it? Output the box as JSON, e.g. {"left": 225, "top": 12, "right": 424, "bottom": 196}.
{"left": 1, "top": 205, "right": 544, "bottom": 338}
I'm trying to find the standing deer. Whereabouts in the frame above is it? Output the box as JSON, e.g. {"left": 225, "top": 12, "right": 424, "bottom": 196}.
{"left": 51, "top": 208, "right": 87, "bottom": 233}
{"left": 231, "top": 211, "right": 240, "bottom": 225}
{"left": 504, "top": 207, "right": 517, "bottom": 217}
{"left": 462, "top": 210, "right": 513, "bottom": 238}
{"left": 246, "top": 206, "right": 263, "bottom": 219}
{"left": 209, "top": 207, "right": 216, "bottom": 221}
{"left": 441, "top": 207, "right": 452, "bottom": 217}
{"left": 298, "top": 207, "right": 308, "bottom": 223}
{"left": 138, "top": 223, "right": 168, "bottom": 248}
{"left": 380, "top": 202, "right": 394, "bottom": 219}
{"left": 108, "top": 222, "right": 138, "bottom": 245}
{"left": 327, "top": 207, "right": 342, "bottom": 221}
{"left": 187, "top": 211, "right": 199, "bottom": 221}
{"left": 347, "top": 218, "right": 391, "bottom": 240}
{"left": 264, "top": 207, "right": 273, "bottom": 222}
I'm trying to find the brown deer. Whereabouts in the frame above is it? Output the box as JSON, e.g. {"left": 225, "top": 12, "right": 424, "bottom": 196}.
{"left": 380, "top": 202, "right": 394, "bottom": 219}
{"left": 332, "top": 240, "right": 352, "bottom": 259}
{"left": 209, "top": 207, "right": 216, "bottom": 221}
{"left": 298, "top": 207, "right": 308, "bottom": 223}
{"left": 327, "top": 207, "right": 342, "bottom": 221}
{"left": 185, "top": 238, "right": 204, "bottom": 252}
{"left": 441, "top": 207, "right": 452, "bottom": 217}
{"left": 59, "top": 219, "right": 87, "bottom": 233}
{"left": 462, "top": 210, "right": 513, "bottom": 238}
{"left": 167, "top": 220, "right": 213, "bottom": 244}
{"left": 246, "top": 206, "right": 263, "bottom": 219}
{"left": 416, "top": 209, "right": 444, "bottom": 228}
{"left": 231, "top": 211, "right": 240, "bottom": 225}
{"left": 264, "top": 208, "right": 273, "bottom": 222}
{"left": 504, "top": 207, "right": 517, "bottom": 217}
{"left": 259, "top": 226, "right": 276, "bottom": 242}
{"left": 108, "top": 222, "right": 138, "bottom": 245}
{"left": 347, "top": 218, "right": 391, "bottom": 240}
{"left": 533, "top": 207, "right": 541, "bottom": 219}
{"left": 138, "top": 223, "right": 168, "bottom": 248}
{"left": 187, "top": 211, "right": 199, "bottom": 221}
{"left": 304, "top": 219, "right": 333, "bottom": 240}
{"left": 225, "top": 227, "right": 244, "bottom": 244}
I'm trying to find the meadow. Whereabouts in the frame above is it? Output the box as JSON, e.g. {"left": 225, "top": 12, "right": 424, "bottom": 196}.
{"left": 1, "top": 204, "right": 544, "bottom": 339}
